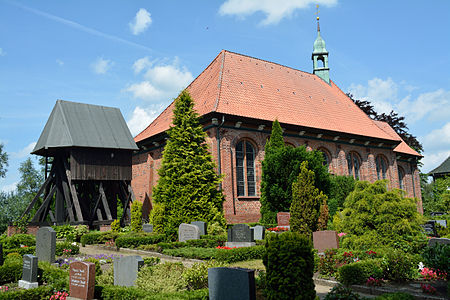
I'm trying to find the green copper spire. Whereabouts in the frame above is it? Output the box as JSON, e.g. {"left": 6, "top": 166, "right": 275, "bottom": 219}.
{"left": 312, "top": 6, "right": 330, "bottom": 84}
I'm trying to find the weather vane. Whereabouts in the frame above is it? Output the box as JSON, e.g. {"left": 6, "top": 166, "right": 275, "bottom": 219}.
{"left": 315, "top": 4, "right": 320, "bottom": 32}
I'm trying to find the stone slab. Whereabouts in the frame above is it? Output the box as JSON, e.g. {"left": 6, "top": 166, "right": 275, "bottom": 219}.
{"left": 178, "top": 223, "right": 200, "bottom": 242}
{"left": 36, "top": 226, "right": 56, "bottom": 263}
{"left": 114, "top": 255, "right": 144, "bottom": 287}
{"left": 225, "top": 242, "right": 256, "bottom": 248}
{"left": 227, "top": 224, "right": 254, "bottom": 243}
{"left": 251, "top": 225, "right": 265, "bottom": 240}
{"left": 276, "top": 212, "right": 290, "bottom": 226}
{"left": 69, "top": 261, "right": 96, "bottom": 299}
{"left": 143, "top": 224, "right": 153, "bottom": 233}
{"left": 191, "top": 221, "right": 207, "bottom": 236}
{"left": 313, "top": 230, "right": 339, "bottom": 253}
{"left": 22, "top": 254, "right": 38, "bottom": 283}
{"left": 208, "top": 267, "right": 256, "bottom": 300}
{"left": 428, "top": 237, "right": 450, "bottom": 247}
{"left": 18, "top": 280, "right": 38, "bottom": 289}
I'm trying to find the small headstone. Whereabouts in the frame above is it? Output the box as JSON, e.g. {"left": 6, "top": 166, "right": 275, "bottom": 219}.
{"left": 69, "top": 261, "right": 95, "bottom": 299}
{"left": 143, "top": 224, "right": 153, "bottom": 233}
{"left": 36, "top": 226, "right": 56, "bottom": 263}
{"left": 114, "top": 255, "right": 144, "bottom": 287}
{"left": 0, "top": 243, "right": 3, "bottom": 266}
{"left": 208, "top": 267, "right": 256, "bottom": 300}
{"left": 313, "top": 230, "right": 339, "bottom": 253}
{"left": 251, "top": 225, "right": 265, "bottom": 240}
{"left": 428, "top": 238, "right": 450, "bottom": 247}
{"left": 436, "top": 220, "right": 447, "bottom": 228}
{"left": 277, "top": 212, "right": 290, "bottom": 227}
{"left": 178, "top": 223, "right": 200, "bottom": 242}
{"left": 191, "top": 221, "right": 207, "bottom": 236}
{"left": 226, "top": 224, "right": 255, "bottom": 248}
{"left": 18, "top": 254, "right": 38, "bottom": 289}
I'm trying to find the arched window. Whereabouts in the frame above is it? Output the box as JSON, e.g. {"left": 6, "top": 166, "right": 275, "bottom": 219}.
{"left": 318, "top": 148, "right": 331, "bottom": 166}
{"left": 375, "top": 155, "right": 388, "bottom": 180}
{"left": 398, "top": 167, "right": 405, "bottom": 190}
{"left": 347, "top": 152, "right": 361, "bottom": 180}
{"left": 236, "top": 140, "right": 256, "bottom": 196}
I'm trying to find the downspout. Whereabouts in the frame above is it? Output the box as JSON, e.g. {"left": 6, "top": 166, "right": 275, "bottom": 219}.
{"left": 216, "top": 115, "right": 225, "bottom": 190}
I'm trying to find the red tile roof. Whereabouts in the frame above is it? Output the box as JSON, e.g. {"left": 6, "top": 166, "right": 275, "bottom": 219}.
{"left": 135, "top": 50, "right": 399, "bottom": 144}
{"left": 373, "top": 120, "right": 422, "bottom": 157}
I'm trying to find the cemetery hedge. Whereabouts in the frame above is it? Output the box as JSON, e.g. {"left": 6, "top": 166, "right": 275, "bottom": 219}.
{"left": 337, "top": 259, "right": 383, "bottom": 285}
{"left": 161, "top": 245, "right": 265, "bottom": 262}
{"left": 95, "top": 285, "right": 208, "bottom": 300}
{"left": 80, "top": 231, "right": 123, "bottom": 246}
{"left": 0, "top": 285, "right": 53, "bottom": 300}
{"left": 115, "top": 233, "right": 166, "bottom": 248}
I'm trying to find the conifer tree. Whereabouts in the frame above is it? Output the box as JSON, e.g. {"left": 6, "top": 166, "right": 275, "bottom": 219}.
{"left": 265, "top": 119, "right": 284, "bottom": 154}
{"left": 151, "top": 90, "right": 226, "bottom": 239}
{"left": 290, "top": 161, "right": 327, "bottom": 236}
{"left": 317, "top": 198, "right": 329, "bottom": 231}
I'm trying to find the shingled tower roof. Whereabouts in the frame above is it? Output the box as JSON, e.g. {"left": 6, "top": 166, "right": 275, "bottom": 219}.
{"left": 33, "top": 100, "right": 138, "bottom": 156}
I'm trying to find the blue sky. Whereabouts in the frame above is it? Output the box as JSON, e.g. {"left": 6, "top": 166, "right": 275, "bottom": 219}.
{"left": 1, "top": 0, "right": 449, "bottom": 192}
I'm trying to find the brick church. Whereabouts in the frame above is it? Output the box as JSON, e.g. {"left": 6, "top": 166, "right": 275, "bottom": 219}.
{"left": 131, "top": 24, "right": 422, "bottom": 223}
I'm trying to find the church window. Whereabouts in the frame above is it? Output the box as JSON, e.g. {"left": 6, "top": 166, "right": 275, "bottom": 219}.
{"left": 376, "top": 155, "right": 388, "bottom": 180}
{"left": 347, "top": 152, "right": 361, "bottom": 180}
{"left": 236, "top": 140, "right": 256, "bottom": 196}
{"left": 398, "top": 167, "right": 405, "bottom": 190}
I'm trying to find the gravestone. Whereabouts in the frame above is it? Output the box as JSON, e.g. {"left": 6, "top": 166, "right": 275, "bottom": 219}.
{"left": 226, "top": 224, "right": 255, "bottom": 248}
{"left": 114, "top": 255, "right": 144, "bottom": 287}
{"left": 436, "top": 220, "right": 447, "bottom": 228}
{"left": 178, "top": 223, "right": 200, "bottom": 242}
{"left": 251, "top": 225, "right": 265, "bottom": 240}
{"left": 208, "top": 267, "right": 256, "bottom": 300}
{"left": 36, "top": 226, "right": 56, "bottom": 263}
{"left": 313, "top": 230, "right": 339, "bottom": 253}
{"left": 143, "top": 224, "right": 153, "bottom": 233}
{"left": 69, "top": 261, "right": 95, "bottom": 299}
{"left": 0, "top": 243, "right": 3, "bottom": 266}
{"left": 277, "top": 212, "right": 290, "bottom": 227}
{"left": 191, "top": 221, "right": 207, "bottom": 236}
{"left": 428, "top": 238, "right": 450, "bottom": 247}
{"left": 18, "top": 254, "right": 38, "bottom": 289}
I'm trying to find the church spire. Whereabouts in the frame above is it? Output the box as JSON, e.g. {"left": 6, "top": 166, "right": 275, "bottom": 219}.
{"left": 312, "top": 5, "right": 330, "bottom": 84}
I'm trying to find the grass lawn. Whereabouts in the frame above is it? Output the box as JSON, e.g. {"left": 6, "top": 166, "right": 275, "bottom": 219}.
{"left": 228, "top": 259, "right": 265, "bottom": 271}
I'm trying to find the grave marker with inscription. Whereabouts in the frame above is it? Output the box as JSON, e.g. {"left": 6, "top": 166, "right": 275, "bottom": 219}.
{"left": 191, "top": 221, "right": 207, "bottom": 236}
{"left": 251, "top": 225, "right": 265, "bottom": 240}
{"left": 36, "top": 226, "right": 56, "bottom": 263}
{"left": 277, "top": 212, "right": 290, "bottom": 227}
{"left": 226, "top": 224, "right": 255, "bottom": 248}
{"left": 313, "top": 230, "right": 339, "bottom": 253}
{"left": 208, "top": 267, "right": 256, "bottom": 300}
{"left": 18, "top": 254, "right": 38, "bottom": 289}
{"left": 178, "top": 223, "right": 200, "bottom": 242}
{"left": 69, "top": 261, "right": 95, "bottom": 300}
{"left": 114, "top": 256, "right": 144, "bottom": 287}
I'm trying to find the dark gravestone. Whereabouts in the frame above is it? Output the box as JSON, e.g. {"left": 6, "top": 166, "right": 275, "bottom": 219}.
{"left": 178, "top": 223, "right": 200, "bottom": 242}
{"left": 191, "top": 221, "right": 207, "bottom": 236}
{"left": 143, "top": 224, "right": 153, "bottom": 233}
{"left": 226, "top": 224, "right": 255, "bottom": 248}
{"left": 36, "top": 226, "right": 56, "bottom": 263}
{"left": 313, "top": 230, "right": 339, "bottom": 253}
{"left": 69, "top": 261, "right": 95, "bottom": 299}
{"left": 18, "top": 254, "right": 38, "bottom": 289}
{"left": 251, "top": 225, "right": 265, "bottom": 240}
{"left": 114, "top": 255, "right": 144, "bottom": 287}
{"left": 277, "top": 212, "right": 290, "bottom": 227}
{"left": 428, "top": 238, "right": 450, "bottom": 247}
{"left": 208, "top": 267, "right": 256, "bottom": 300}
{"left": 0, "top": 243, "right": 3, "bottom": 266}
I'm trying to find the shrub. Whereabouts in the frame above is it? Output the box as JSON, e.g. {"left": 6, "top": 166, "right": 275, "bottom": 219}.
{"left": 55, "top": 241, "right": 80, "bottom": 256}
{"left": 136, "top": 262, "right": 186, "bottom": 293}
{"left": 111, "top": 219, "right": 121, "bottom": 232}
{"left": 207, "top": 222, "right": 226, "bottom": 236}
{"left": 0, "top": 234, "right": 35, "bottom": 249}
{"left": 38, "top": 261, "right": 69, "bottom": 290}
{"left": 115, "top": 233, "right": 166, "bottom": 249}
{"left": 317, "top": 198, "right": 329, "bottom": 231}
{"left": 327, "top": 175, "right": 356, "bottom": 218}
{"left": 324, "top": 284, "right": 362, "bottom": 300}
{"left": 290, "top": 161, "right": 327, "bottom": 237}
{"left": 84, "top": 257, "right": 103, "bottom": 277}
{"left": 215, "top": 245, "right": 265, "bottom": 263}
{"left": 182, "top": 260, "right": 227, "bottom": 290}
{"left": 318, "top": 249, "right": 340, "bottom": 277}
{"left": 131, "top": 201, "right": 143, "bottom": 232}
{"left": 0, "top": 257, "right": 22, "bottom": 284}
{"left": 80, "top": 231, "right": 122, "bottom": 246}
{"left": 374, "top": 292, "right": 414, "bottom": 300}
{"left": 143, "top": 257, "right": 161, "bottom": 266}
{"left": 337, "top": 259, "right": 383, "bottom": 285}
{"left": 96, "top": 285, "right": 147, "bottom": 300}
{"left": 162, "top": 247, "right": 217, "bottom": 260}
{"left": 380, "top": 249, "right": 415, "bottom": 281}
{"left": 263, "top": 232, "right": 316, "bottom": 300}
{"left": 3, "top": 246, "right": 35, "bottom": 258}
{"left": 0, "top": 285, "right": 53, "bottom": 300}
{"left": 96, "top": 267, "right": 114, "bottom": 286}
{"left": 422, "top": 243, "right": 449, "bottom": 280}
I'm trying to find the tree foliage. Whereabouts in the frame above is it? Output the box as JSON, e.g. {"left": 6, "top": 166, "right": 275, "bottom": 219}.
{"left": 265, "top": 119, "right": 284, "bottom": 153}
{"left": 347, "top": 93, "right": 423, "bottom": 153}
{"left": 421, "top": 176, "right": 450, "bottom": 214}
{"left": 0, "top": 143, "right": 8, "bottom": 178}
{"left": 151, "top": 90, "right": 225, "bottom": 239}
{"left": 327, "top": 175, "right": 356, "bottom": 218}
{"left": 334, "top": 180, "right": 424, "bottom": 250}
{"left": 290, "top": 161, "right": 327, "bottom": 236}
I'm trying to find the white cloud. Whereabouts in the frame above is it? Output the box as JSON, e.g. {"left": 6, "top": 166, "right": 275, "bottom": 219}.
{"left": 127, "top": 106, "right": 160, "bottom": 136}
{"left": 421, "top": 149, "right": 450, "bottom": 174}
{"left": 133, "top": 57, "right": 152, "bottom": 74}
{"left": 397, "top": 89, "right": 450, "bottom": 123}
{"left": 348, "top": 77, "right": 397, "bottom": 114}
{"left": 219, "top": 0, "right": 337, "bottom": 25}
{"left": 0, "top": 181, "right": 18, "bottom": 193}
{"left": 11, "top": 142, "right": 37, "bottom": 159}
{"left": 56, "top": 59, "right": 64, "bottom": 66}
{"left": 129, "top": 8, "right": 152, "bottom": 35}
{"left": 422, "top": 122, "right": 450, "bottom": 154}
{"left": 91, "top": 57, "right": 114, "bottom": 74}
{"left": 0, "top": 48, "right": 5, "bottom": 56}
{"left": 125, "top": 58, "right": 193, "bottom": 102}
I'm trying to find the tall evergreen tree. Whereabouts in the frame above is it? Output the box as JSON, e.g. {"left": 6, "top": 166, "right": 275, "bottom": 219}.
{"left": 265, "top": 119, "right": 284, "bottom": 153}
{"left": 290, "top": 161, "right": 327, "bottom": 236}
{"left": 151, "top": 90, "right": 225, "bottom": 239}
{"left": 0, "top": 143, "right": 8, "bottom": 178}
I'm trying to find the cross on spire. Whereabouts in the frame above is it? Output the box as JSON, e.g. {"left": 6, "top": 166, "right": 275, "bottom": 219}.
{"left": 316, "top": 4, "right": 320, "bottom": 32}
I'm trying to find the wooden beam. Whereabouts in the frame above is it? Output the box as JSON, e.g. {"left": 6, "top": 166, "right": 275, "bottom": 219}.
{"left": 63, "top": 158, "right": 84, "bottom": 221}
{"left": 96, "top": 209, "right": 103, "bottom": 221}
{"left": 21, "top": 174, "right": 53, "bottom": 218}
{"left": 56, "top": 162, "right": 75, "bottom": 222}
{"left": 48, "top": 211, "right": 56, "bottom": 223}
{"left": 89, "top": 193, "right": 102, "bottom": 226}
{"left": 99, "top": 182, "right": 113, "bottom": 220}
{"left": 31, "top": 184, "right": 56, "bottom": 223}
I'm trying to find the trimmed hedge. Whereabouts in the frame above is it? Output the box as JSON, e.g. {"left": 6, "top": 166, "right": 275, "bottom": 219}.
{"left": 0, "top": 260, "right": 22, "bottom": 284}
{"left": 80, "top": 231, "right": 122, "bottom": 246}
{"left": 115, "top": 233, "right": 166, "bottom": 249}
{"left": 215, "top": 246, "right": 265, "bottom": 263}
{"left": 338, "top": 259, "right": 383, "bottom": 286}
{"left": 0, "top": 285, "right": 53, "bottom": 300}
{"left": 3, "top": 246, "right": 36, "bottom": 258}
{"left": 95, "top": 285, "right": 208, "bottom": 300}
{"left": 0, "top": 234, "right": 35, "bottom": 249}
{"left": 162, "top": 247, "right": 217, "bottom": 260}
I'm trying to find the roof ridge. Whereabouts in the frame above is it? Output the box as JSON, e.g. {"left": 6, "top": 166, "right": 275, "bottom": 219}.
{"left": 56, "top": 99, "right": 74, "bottom": 146}
{"left": 213, "top": 51, "right": 226, "bottom": 111}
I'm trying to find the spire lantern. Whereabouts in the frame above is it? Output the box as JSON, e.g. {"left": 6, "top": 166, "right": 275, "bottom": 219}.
{"left": 312, "top": 5, "right": 330, "bottom": 84}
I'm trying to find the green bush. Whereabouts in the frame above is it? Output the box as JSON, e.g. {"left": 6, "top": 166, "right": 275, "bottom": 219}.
{"left": 337, "top": 259, "right": 383, "bottom": 285}
{"left": 136, "top": 262, "right": 186, "bottom": 293}
{"left": 263, "top": 232, "right": 316, "bottom": 300}
{"left": 380, "top": 249, "right": 415, "bottom": 282}
{"left": 182, "top": 260, "right": 227, "bottom": 290}
{"left": 55, "top": 241, "right": 80, "bottom": 256}
{"left": 328, "top": 175, "right": 356, "bottom": 218}
{"left": 374, "top": 293, "right": 414, "bottom": 300}
{"left": 143, "top": 256, "right": 161, "bottom": 266}
{"left": 0, "top": 257, "right": 22, "bottom": 284}
{"left": 115, "top": 233, "right": 166, "bottom": 249}
{"left": 3, "top": 246, "right": 35, "bottom": 258}
{"left": 0, "top": 234, "right": 35, "bottom": 249}
{"left": 52, "top": 224, "right": 88, "bottom": 242}
{"left": 324, "top": 284, "right": 362, "bottom": 300}
{"left": 80, "top": 231, "right": 122, "bottom": 246}
{"left": 318, "top": 249, "right": 340, "bottom": 277}
{"left": 157, "top": 241, "right": 187, "bottom": 250}
{"left": 96, "top": 285, "right": 147, "bottom": 300}
{"left": 207, "top": 223, "right": 226, "bottom": 236}
{"left": 0, "top": 285, "right": 53, "bottom": 300}
{"left": 84, "top": 257, "right": 103, "bottom": 277}
{"left": 422, "top": 243, "right": 450, "bottom": 280}
{"left": 111, "top": 219, "right": 121, "bottom": 232}
{"left": 131, "top": 201, "right": 143, "bottom": 232}
{"left": 162, "top": 247, "right": 217, "bottom": 260}
{"left": 38, "top": 261, "right": 69, "bottom": 290}
{"left": 215, "top": 246, "right": 265, "bottom": 263}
